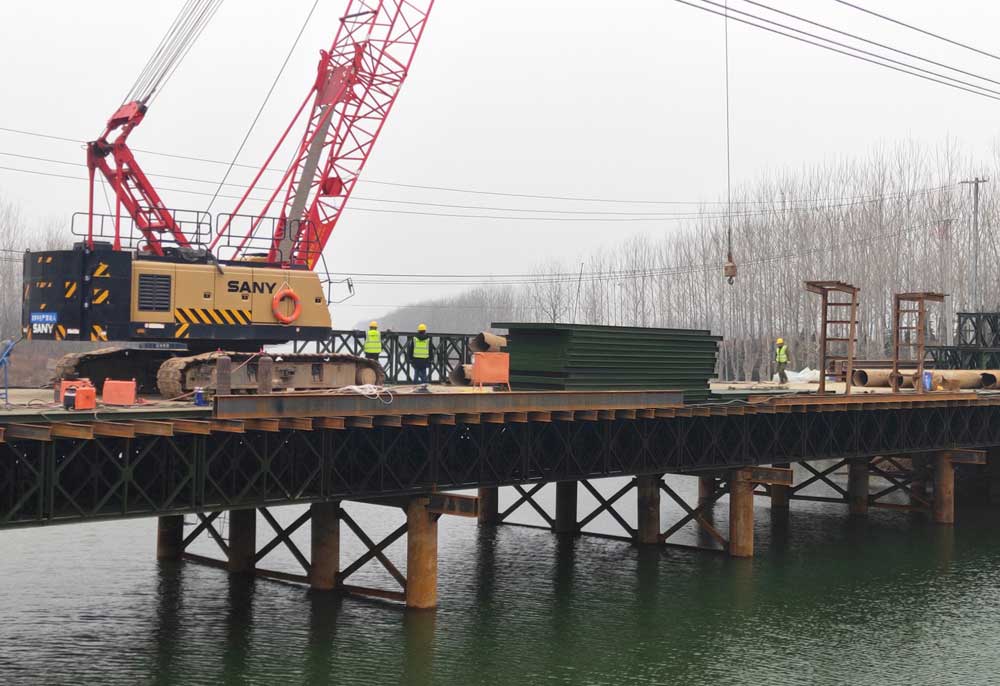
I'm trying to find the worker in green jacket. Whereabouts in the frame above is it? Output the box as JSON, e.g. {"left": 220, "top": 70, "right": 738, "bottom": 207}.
{"left": 364, "top": 321, "right": 382, "bottom": 362}
{"left": 775, "top": 337, "right": 790, "bottom": 384}
{"left": 408, "top": 323, "right": 431, "bottom": 384}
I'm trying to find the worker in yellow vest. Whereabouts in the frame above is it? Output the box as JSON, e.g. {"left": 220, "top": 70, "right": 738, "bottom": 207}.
{"left": 364, "top": 321, "right": 382, "bottom": 362}
{"left": 775, "top": 337, "right": 790, "bottom": 384}
{"left": 408, "top": 323, "right": 431, "bottom": 384}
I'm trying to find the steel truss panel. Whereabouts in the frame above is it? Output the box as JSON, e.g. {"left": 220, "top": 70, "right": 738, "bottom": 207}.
{"left": 3, "top": 404, "right": 1000, "bottom": 529}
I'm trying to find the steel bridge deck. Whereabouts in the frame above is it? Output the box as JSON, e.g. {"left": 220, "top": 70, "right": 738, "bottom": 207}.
{"left": 1, "top": 389, "right": 998, "bottom": 530}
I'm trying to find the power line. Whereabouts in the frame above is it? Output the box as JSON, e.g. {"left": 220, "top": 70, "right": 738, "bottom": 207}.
{"left": 744, "top": 0, "right": 1000, "bottom": 88}
{"left": 206, "top": 0, "right": 319, "bottom": 212}
{"left": 0, "top": 123, "right": 958, "bottom": 208}
{"left": 674, "top": 0, "right": 1000, "bottom": 102}
{"left": 833, "top": 0, "right": 1000, "bottom": 62}
{"left": 0, "top": 150, "right": 959, "bottom": 224}
{"left": 690, "top": 0, "right": 1000, "bottom": 99}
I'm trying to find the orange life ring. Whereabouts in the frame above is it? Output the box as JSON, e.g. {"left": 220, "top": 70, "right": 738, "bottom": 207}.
{"left": 272, "top": 287, "right": 301, "bottom": 325}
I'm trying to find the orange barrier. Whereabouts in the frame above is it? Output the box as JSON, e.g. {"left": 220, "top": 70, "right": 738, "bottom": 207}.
{"left": 103, "top": 379, "right": 138, "bottom": 406}
{"left": 470, "top": 352, "right": 511, "bottom": 391}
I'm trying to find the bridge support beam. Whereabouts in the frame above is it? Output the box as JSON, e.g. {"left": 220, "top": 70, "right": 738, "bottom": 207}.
{"left": 934, "top": 452, "right": 955, "bottom": 525}
{"left": 477, "top": 487, "right": 499, "bottom": 526}
{"left": 770, "top": 464, "right": 790, "bottom": 510}
{"left": 729, "top": 469, "right": 754, "bottom": 558}
{"left": 636, "top": 474, "right": 661, "bottom": 545}
{"left": 406, "top": 496, "right": 438, "bottom": 609}
{"left": 156, "top": 515, "right": 185, "bottom": 560}
{"left": 309, "top": 502, "right": 340, "bottom": 591}
{"left": 554, "top": 481, "right": 577, "bottom": 534}
{"left": 228, "top": 508, "right": 256, "bottom": 574}
{"left": 848, "top": 459, "right": 869, "bottom": 516}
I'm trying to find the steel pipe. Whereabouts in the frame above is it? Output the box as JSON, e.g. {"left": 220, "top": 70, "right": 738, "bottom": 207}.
{"left": 979, "top": 370, "right": 1000, "bottom": 388}
{"left": 448, "top": 364, "right": 473, "bottom": 386}
{"left": 469, "top": 331, "right": 507, "bottom": 353}
{"left": 852, "top": 368, "right": 914, "bottom": 387}
{"left": 909, "top": 370, "right": 982, "bottom": 390}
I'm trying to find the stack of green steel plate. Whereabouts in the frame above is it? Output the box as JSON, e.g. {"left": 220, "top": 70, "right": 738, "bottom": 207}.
{"left": 492, "top": 322, "right": 721, "bottom": 402}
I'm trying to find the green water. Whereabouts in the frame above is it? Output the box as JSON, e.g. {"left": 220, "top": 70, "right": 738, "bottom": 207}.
{"left": 2, "top": 481, "right": 999, "bottom": 685}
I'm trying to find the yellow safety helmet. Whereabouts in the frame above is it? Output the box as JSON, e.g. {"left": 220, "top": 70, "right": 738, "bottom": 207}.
{"left": 418, "top": 323, "right": 427, "bottom": 332}
{"left": 369, "top": 320, "right": 378, "bottom": 328}
{"left": 776, "top": 337, "right": 784, "bottom": 345}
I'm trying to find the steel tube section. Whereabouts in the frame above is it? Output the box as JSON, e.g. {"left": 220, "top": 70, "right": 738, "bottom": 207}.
{"left": 469, "top": 332, "right": 507, "bottom": 353}
{"left": 770, "top": 464, "right": 790, "bottom": 510}
{"left": 228, "top": 508, "right": 257, "bottom": 573}
{"left": 852, "top": 369, "right": 914, "bottom": 387}
{"left": 406, "top": 497, "right": 438, "bottom": 610}
{"left": 309, "top": 502, "right": 340, "bottom": 591}
{"left": 554, "top": 481, "right": 578, "bottom": 534}
{"left": 934, "top": 453, "right": 955, "bottom": 525}
{"left": 636, "top": 474, "right": 661, "bottom": 545}
{"left": 214, "top": 389, "right": 685, "bottom": 420}
{"left": 847, "top": 459, "right": 869, "bottom": 516}
{"left": 477, "top": 487, "right": 499, "bottom": 526}
{"left": 156, "top": 515, "right": 185, "bottom": 560}
{"left": 729, "top": 469, "right": 754, "bottom": 558}
{"left": 911, "top": 370, "right": 983, "bottom": 390}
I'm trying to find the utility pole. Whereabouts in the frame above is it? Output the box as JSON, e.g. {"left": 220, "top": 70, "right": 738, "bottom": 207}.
{"left": 960, "top": 176, "right": 989, "bottom": 311}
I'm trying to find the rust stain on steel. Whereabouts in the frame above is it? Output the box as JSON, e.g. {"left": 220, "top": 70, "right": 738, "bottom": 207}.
{"left": 213, "top": 389, "right": 686, "bottom": 420}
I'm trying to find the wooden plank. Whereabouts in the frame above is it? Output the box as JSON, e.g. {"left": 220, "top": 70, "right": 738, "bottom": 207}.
{"left": 654, "top": 408, "right": 676, "bottom": 418}
{"left": 243, "top": 418, "right": 280, "bottom": 432}
{"left": 50, "top": 422, "right": 94, "bottom": 440}
{"left": 428, "top": 414, "right": 455, "bottom": 426}
{"left": 575, "top": 410, "right": 598, "bottom": 421}
{"left": 5, "top": 423, "right": 51, "bottom": 442}
{"left": 552, "top": 411, "right": 574, "bottom": 422}
{"left": 947, "top": 450, "right": 987, "bottom": 465}
{"left": 636, "top": 409, "right": 656, "bottom": 420}
{"left": 597, "top": 409, "right": 615, "bottom": 420}
{"left": 456, "top": 413, "right": 480, "bottom": 425}
{"left": 209, "top": 419, "right": 244, "bottom": 434}
{"left": 481, "top": 412, "right": 505, "bottom": 424}
{"left": 92, "top": 421, "right": 136, "bottom": 438}
{"left": 504, "top": 412, "right": 528, "bottom": 423}
{"left": 674, "top": 407, "right": 693, "bottom": 418}
{"left": 615, "top": 409, "right": 636, "bottom": 420}
{"left": 527, "top": 411, "right": 551, "bottom": 423}
{"left": 402, "top": 414, "right": 429, "bottom": 427}
{"left": 133, "top": 420, "right": 175, "bottom": 436}
{"left": 279, "top": 417, "right": 313, "bottom": 431}
{"left": 173, "top": 419, "right": 213, "bottom": 435}
{"left": 374, "top": 415, "right": 402, "bottom": 428}
{"left": 313, "top": 417, "right": 346, "bottom": 430}
{"left": 346, "top": 416, "right": 374, "bottom": 429}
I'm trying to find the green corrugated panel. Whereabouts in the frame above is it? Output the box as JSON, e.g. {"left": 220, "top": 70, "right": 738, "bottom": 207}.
{"left": 494, "top": 321, "right": 720, "bottom": 402}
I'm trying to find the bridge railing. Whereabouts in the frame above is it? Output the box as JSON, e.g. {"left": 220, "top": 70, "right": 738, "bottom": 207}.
{"left": 293, "top": 330, "right": 472, "bottom": 384}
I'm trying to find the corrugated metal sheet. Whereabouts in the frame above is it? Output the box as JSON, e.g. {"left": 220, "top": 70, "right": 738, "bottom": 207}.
{"left": 493, "top": 322, "right": 721, "bottom": 401}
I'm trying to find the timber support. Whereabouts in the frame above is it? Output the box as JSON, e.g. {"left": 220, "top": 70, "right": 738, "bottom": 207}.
{"left": 477, "top": 486, "right": 499, "bottom": 526}
{"left": 770, "top": 463, "right": 790, "bottom": 510}
{"left": 636, "top": 474, "right": 661, "bottom": 545}
{"left": 309, "top": 502, "right": 340, "bottom": 591}
{"left": 934, "top": 452, "right": 955, "bottom": 525}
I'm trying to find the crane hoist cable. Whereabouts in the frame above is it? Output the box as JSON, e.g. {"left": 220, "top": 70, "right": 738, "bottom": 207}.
{"left": 123, "top": 0, "right": 224, "bottom": 106}
{"left": 722, "top": 0, "right": 737, "bottom": 285}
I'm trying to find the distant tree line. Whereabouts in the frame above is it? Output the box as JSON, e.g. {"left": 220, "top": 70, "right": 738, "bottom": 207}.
{"left": 377, "top": 141, "right": 999, "bottom": 381}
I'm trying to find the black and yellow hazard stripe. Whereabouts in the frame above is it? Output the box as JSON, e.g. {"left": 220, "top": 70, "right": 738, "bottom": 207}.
{"left": 93, "top": 287, "right": 110, "bottom": 304}
{"left": 93, "top": 262, "right": 110, "bottom": 277}
{"left": 64, "top": 281, "right": 78, "bottom": 299}
{"left": 35, "top": 255, "right": 53, "bottom": 264}
{"left": 54, "top": 324, "right": 66, "bottom": 341}
{"left": 174, "top": 307, "right": 252, "bottom": 327}
{"left": 91, "top": 324, "right": 108, "bottom": 342}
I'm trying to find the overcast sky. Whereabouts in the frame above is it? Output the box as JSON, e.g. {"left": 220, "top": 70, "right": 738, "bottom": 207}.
{"left": 1, "top": 0, "right": 999, "bottom": 324}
